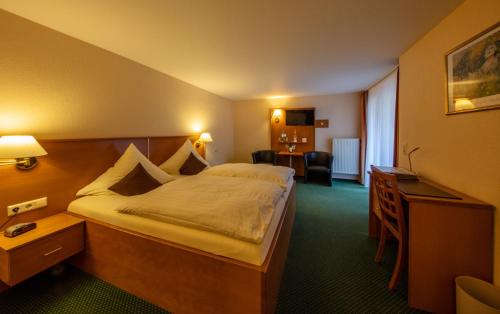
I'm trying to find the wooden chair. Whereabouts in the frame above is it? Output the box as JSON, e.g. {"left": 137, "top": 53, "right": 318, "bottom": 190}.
{"left": 371, "top": 165, "right": 407, "bottom": 290}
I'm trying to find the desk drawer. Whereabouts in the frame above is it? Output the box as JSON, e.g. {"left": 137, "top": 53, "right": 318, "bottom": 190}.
{"left": 8, "top": 224, "right": 84, "bottom": 285}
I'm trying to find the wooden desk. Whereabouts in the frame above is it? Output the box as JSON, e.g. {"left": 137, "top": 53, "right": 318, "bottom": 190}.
{"left": 278, "top": 151, "right": 304, "bottom": 176}
{"left": 369, "top": 171, "right": 494, "bottom": 313}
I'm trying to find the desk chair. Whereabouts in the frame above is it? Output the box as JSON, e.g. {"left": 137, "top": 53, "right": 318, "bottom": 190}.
{"left": 304, "top": 151, "right": 333, "bottom": 186}
{"left": 371, "top": 165, "right": 407, "bottom": 290}
{"left": 252, "top": 150, "right": 278, "bottom": 165}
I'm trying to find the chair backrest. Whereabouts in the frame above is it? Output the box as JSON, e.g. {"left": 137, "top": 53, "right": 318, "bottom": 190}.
{"left": 304, "top": 151, "right": 333, "bottom": 168}
{"left": 252, "top": 150, "right": 277, "bottom": 165}
{"left": 371, "top": 166, "right": 406, "bottom": 240}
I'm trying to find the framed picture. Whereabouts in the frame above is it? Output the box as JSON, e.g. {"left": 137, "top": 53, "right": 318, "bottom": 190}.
{"left": 446, "top": 22, "right": 500, "bottom": 115}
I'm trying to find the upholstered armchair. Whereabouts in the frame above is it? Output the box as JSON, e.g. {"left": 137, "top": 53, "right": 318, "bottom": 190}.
{"left": 304, "top": 151, "right": 334, "bottom": 186}
{"left": 252, "top": 150, "right": 278, "bottom": 165}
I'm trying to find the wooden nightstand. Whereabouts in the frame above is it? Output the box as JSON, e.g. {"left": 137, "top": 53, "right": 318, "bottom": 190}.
{"left": 0, "top": 213, "right": 84, "bottom": 286}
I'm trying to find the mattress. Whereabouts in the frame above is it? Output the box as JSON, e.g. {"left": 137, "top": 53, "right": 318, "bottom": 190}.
{"left": 68, "top": 176, "right": 294, "bottom": 266}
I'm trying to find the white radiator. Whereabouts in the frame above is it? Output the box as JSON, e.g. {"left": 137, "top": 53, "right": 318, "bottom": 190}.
{"left": 332, "top": 138, "right": 360, "bottom": 175}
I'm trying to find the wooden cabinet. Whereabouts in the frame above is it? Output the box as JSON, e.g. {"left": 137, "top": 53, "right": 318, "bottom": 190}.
{"left": 271, "top": 108, "right": 315, "bottom": 176}
{"left": 0, "top": 213, "right": 84, "bottom": 286}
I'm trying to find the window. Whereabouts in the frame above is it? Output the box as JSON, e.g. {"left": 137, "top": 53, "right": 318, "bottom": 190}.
{"left": 365, "top": 70, "right": 398, "bottom": 186}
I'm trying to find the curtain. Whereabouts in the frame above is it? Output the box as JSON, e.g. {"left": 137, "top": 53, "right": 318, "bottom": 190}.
{"left": 364, "top": 70, "right": 398, "bottom": 186}
{"left": 358, "top": 91, "right": 368, "bottom": 185}
{"left": 393, "top": 70, "right": 400, "bottom": 167}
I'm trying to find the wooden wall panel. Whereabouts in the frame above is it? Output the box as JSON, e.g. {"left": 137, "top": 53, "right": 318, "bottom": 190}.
{"left": 148, "top": 135, "right": 202, "bottom": 165}
{"left": 270, "top": 108, "right": 315, "bottom": 153}
{"left": 0, "top": 136, "right": 200, "bottom": 230}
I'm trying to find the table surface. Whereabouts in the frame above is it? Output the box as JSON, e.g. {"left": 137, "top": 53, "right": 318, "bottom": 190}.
{"left": 0, "top": 213, "right": 84, "bottom": 251}
{"left": 278, "top": 151, "right": 304, "bottom": 156}
{"left": 369, "top": 167, "right": 490, "bottom": 208}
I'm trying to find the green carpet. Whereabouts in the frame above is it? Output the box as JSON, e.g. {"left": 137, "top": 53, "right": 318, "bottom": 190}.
{"left": 0, "top": 180, "right": 421, "bottom": 313}
{"left": 0, "top": 266, "right": 167, "bottom": 313}
{"left": 276, "top": 179, "right": 421, "bottom": 313}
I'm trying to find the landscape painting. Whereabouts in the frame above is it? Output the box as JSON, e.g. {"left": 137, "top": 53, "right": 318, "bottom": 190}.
{"left": 446, "top": 23, "right": 500, "bottom": 114}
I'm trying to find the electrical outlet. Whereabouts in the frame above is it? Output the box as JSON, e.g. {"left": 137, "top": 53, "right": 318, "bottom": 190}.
{"left": 7, "top": 197, "right": 47, "bottom": 216}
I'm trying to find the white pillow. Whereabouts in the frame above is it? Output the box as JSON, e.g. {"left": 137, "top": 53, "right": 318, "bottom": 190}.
{"left": 77, "top": 143, "right": 174, "bottom": 197}
{"left": 159, "top": 139, "right": 209, "bottom": 175}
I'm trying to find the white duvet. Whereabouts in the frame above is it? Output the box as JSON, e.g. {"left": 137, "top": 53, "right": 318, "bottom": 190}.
{"left": 199, "top": 163, "right": 294, "bottom": 190}
{"left": 117, "top": 176, "right": 284, "bottom": 243}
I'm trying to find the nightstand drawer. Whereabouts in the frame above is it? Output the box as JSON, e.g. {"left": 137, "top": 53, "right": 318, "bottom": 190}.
{"left": 8, "top": 224, "right": 84, "bottom": 285}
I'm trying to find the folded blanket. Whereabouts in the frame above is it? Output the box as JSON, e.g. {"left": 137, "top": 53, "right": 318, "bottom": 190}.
{"left": 117, "top": 176, "right": 284, "bottom": 243}
{"left": 199, "top": 163, "right": 294, "bottom": 190}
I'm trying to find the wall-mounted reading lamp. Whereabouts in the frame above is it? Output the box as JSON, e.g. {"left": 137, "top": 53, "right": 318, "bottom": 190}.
{"left": 408, "top": 146, "right": 420, "bottom": 172}
{"left": 0, "top": 135, "right": 48, "bottom": 170}
{"left": 272, "top": 109, "right": 283, "bottom": 123}
{"left": 195, "top": 132, "right": 213, "bottom": 148}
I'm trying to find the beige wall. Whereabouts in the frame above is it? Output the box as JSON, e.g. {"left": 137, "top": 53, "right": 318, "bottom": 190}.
{"left": 398, "top": 0, "right": 500, "bottom": 283}
{"left": 0, "top": 10, "right": 233, "bottom": 164}
{"left": 233, "top": 93, "right": 360, "bottom": 163}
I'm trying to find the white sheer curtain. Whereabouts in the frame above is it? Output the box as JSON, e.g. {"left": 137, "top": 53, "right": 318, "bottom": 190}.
{"left": 364, "top": 70, "right": 398, "bottom": 186}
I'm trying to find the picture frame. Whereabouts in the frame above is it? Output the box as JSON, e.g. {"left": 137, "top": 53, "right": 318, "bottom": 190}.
{"left": 445, "top": 22, "right": 500, "bottom": 115}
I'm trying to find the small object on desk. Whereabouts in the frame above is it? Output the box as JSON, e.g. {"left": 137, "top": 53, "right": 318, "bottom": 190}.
{"left": 301, "top": 138, "right": 307, "bottom": 143}
{"left": 398, "top": 181, "right": 462, "bottom": 200}
{"left": 4, "top": 222, "right": 37, "bottom": 238}
{"left": 376, "top": 166, "right": 418, "bottom": 181}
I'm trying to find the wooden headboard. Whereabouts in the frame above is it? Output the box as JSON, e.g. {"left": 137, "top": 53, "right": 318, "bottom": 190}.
{"left": 0, "top": 135, "right": 202, "bottom": 228}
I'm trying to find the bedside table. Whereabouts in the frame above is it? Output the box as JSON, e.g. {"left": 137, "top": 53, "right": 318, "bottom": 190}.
{"left": 0, "top": 213, "right": 84, "bottom": 286}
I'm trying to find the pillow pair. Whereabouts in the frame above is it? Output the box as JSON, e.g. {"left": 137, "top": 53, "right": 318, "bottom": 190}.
{"left": 159, "top": 139, "right": 209, "bottom": 175}
{"left": 76, "top": 143, "right": 174, "bottom": 197}
{"left": 77, "top": 139, "right": 209, "bottom": 197}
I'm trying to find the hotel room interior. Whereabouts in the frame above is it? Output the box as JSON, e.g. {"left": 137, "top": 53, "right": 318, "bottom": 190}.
{"left": 0, "top": 0, "right": 498, "bottom": 313}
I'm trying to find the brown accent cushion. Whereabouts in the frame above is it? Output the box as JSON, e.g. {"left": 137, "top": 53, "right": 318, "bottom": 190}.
{"left": 179, "top": 153, "right": 207, "bottom": 175}
{"left": 109, "top": 163, "right": 162, "bottom": 196}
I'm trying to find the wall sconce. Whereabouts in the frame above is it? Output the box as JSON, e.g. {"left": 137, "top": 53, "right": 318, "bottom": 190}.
{"left": 272, "top": 109, "right": 283, "bottom": 123}
{"left": 195, "top": 132, "right": 213, "bottom": 148}
{"left": 0, "top": 135, "right": 48, "bottom": 170}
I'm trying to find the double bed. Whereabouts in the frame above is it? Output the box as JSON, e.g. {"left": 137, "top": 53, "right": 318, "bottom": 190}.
{"left": 69, "top": 174, "right": 294, "bottom": 266}
{"left": 41, "top": 136, "right": 299, "bottom": 313}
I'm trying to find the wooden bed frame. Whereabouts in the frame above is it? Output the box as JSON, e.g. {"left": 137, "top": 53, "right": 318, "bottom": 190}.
{"left": 0, "top": 136, "right": 296, "bottom": 313}
{"left": 71, "top": 183, "right": 295, "bottom": 313}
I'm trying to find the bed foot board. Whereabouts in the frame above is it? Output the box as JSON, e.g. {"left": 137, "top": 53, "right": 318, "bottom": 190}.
{"left": 70, "top": 183, "right": 296, "bottom": 314}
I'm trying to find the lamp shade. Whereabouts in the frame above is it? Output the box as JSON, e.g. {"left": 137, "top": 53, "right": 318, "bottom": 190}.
{"left": 0, "top": 136, "right": 48, "bottom": 158}
{"left": 199, "top": 132, "right": 213, "bottom": 143}
{"left": 272, "top": 109, "right": 283, "bottom": 118}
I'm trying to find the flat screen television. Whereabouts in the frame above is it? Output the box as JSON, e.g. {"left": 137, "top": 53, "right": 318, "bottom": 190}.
{"left": 286, "top": 110, "right": 314, "bottom": 126}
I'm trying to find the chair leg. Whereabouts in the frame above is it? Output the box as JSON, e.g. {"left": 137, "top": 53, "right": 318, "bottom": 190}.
{"left": 374, "top": 225, "right": 387, "bottom": 263}
{"left": 388, "top": 238, "right": 406, "bottom": 290}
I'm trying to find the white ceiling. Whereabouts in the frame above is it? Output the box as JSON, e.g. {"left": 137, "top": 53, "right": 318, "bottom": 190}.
{"left": 0, "top": 0, "right": 463, "bottom": 100}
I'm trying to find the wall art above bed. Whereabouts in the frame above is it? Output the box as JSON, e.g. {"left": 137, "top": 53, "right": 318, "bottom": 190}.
{"left": 445, "top": 22, "right": 500, "bottom": 115}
